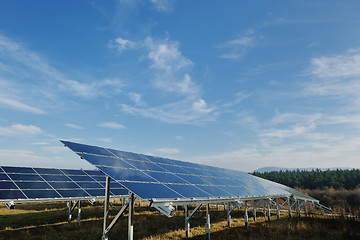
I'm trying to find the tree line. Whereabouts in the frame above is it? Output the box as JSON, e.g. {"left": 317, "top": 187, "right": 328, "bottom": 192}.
{"left": 252, "top": 168, "right": 360, "bottom": 190}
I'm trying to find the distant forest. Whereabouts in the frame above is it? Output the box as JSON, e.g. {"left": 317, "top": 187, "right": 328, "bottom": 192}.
{"left": 252, "top": 169, "right": 360, "bottom": 190}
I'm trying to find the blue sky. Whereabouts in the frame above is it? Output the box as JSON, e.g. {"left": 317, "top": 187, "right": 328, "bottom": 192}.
{"left": 1, "top": 0, "right": 360, "bottom": 172}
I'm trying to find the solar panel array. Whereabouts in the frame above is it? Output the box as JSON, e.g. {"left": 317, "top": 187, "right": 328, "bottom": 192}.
{"left": 61, "top": 141, "right": 315, "bottom": 201}
{"left": 0, "top": 166, "right": 128, "bottom": 202}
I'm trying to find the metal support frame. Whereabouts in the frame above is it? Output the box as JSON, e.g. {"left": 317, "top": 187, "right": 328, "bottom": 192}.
{"left": 77, "top": 200, "right": 81, "bottom": 225}
{"left": 6, "top": 201, "right": 15, "bottom": 209}
{"left": 304, "top": 200, "right": 308, "bottom": 216}
{"left": 288, "top": 197, "right": 292, "bottom": 217}
{"left": 244, "top": 200, "right": 249, "bottom": 229}
{"left": 253, "top": 200, "right": 257, "bottom": 221}
{"left": 184, "top": 205, "right": 190, "bottom": 237}
{"left": 267, "top": 198, "right": 271, "bottom": 222}
{"left": 102, "top": 176, "right": 111, "bottom": 240}
{"left": 276, "top": 198, "right": 280, "bottom": 220}
{"left": 206, "top": 204, "right": 211, "bottom": 240}
{"left": 263, "top": 199, "right": 266, "bottom": 219}
{"left": 226, "top": 201, "right": 238, "bottom": 227}
{"left": 128, "top": 193, "right": 134, "bottom": 240}
{"left": 184, "top": 204, "right": 202, "bottom": 237}
{"left": 102, "top": 175, "right": 135, "bottom": 240}
{"left": 67, "top": 200, "right": 79, "bottom": 223}
{"left": 227, "top": 202, "right": 231, "bottom": 227}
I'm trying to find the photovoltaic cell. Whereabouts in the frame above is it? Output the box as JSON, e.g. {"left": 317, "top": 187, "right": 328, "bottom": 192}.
{"left": 0, "top": 165, "right": 128, "bottom": 202}
{"left": 61, "top": 140, "right": 317, "bottom": 202}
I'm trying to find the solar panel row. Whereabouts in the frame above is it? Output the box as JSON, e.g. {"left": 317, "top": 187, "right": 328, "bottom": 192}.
{"left": 61, "top": 141, "right": 314, "bottom": 201}
{"left": 0, "top": 166, "right": 128, "bottom": 201}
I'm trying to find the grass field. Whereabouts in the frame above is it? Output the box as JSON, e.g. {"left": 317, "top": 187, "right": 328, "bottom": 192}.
{"left": 0, "top": 200, "right": 359, "bottom": 240}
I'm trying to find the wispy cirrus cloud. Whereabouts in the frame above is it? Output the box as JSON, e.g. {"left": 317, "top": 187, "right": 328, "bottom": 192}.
{"left": 149, "top": 0, "right": 175, "bottom": 12}
{"left": 0, "top": 34, "right": 125, "bottom": 103}
{"left": 0, "top": 124, "right": 43, "bottom": 137}
{"left": 219, "top": 30, "right": 259, "bottom": 60}
{"left": 311, "top": 49, "right": 360, "bottom": 78}
{"left": 65, "top": 123, "right": 84, "bottom": 130}
{"left": 0, "top": 97, "right": 45, "bottom": 114}
{"left": 110, "top": 36, "right": 245, "bottom": 124}
{"left": 304, "top": 48, "right": 360, "bottom": 107}
{"left": 154, "top": 147, "right": 180, "bottom": 154}
{"left": 98, "top": 122, "right": 126, "bottom": 129}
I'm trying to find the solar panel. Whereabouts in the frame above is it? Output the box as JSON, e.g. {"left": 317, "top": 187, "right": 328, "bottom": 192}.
{"left": 61, "top": 140, "right": 316, "bottom": 202}
{"left": 0, "top": 166, "right": 128, "bottom": 202}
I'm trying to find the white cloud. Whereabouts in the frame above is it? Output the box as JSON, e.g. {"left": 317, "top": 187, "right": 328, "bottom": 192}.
{"left": 98, "top": 122, "right": 126, "bottom": 129}
{"left": 311, "top": 49, "right": 360, "bottom": 78}
{"left": 0, "top": 97, "right": 45, "bottom": 114}
{"left": 192, "top": 98, "right": 213, "bottom": 114}
{"left": 270, "top": 112, "right": 323, "bottom": 125}
{"left": 145, "top": 37, "right": 199, "bottom": 96}
{"left": 0, "top": 34, "right": 125, "bottom": 102}
{"left": 154, "top": 147, "right": 180, "bottom": 154}
{"left": 129, "top": 92, "right": 145, "bottom": 105}
{"left": 261, "top": 124, "right": 316, "bottom": 138}
{"left": 304, "top": 48, "right": 360, "bottom": 109}
{"left": 42, "top": 146, "right": 68, "bottom": 154}
{"left": 65, "top": 123, "right": 84, "bottom": 130}
{"left": 149, "top": 0, "right": 175, "bottom": 12}
{"left": 188, "top": 135, "right": 360, "bottom": 172}
{"left": 121, "top": 98, "right": 218, "bottom": 124}
{"left": 219, "top": 30, "right": 258, "bottom": 60}
{"left": 108, "top": 37, "right": 137, "bottom": 51}
{"left": 0, "top": 124, "right": 43, "bottom": 137}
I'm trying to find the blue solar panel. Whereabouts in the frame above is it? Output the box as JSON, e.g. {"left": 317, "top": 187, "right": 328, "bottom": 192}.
{"left": 34, "top": 168, "right": 62, "bottom": 175}
{"left": 0, "top": 165, "right": 127, "bottom": 202}
{"left": 0, "top": 174, "right": 10, "bottom": 180}
{"left": 48, "top": 181, "right": 80, "bottom": 189}
{"left": 15, "top": 182, "right": 51, "bottom": 189}
{"left": 23, "top": 190, "right": 61, "bottom": 199}
{"left": 77, "top": 182, "right": 103, "bottom": 189}
{"left": 41, "top": 175, "right": 71, "bottom": 182}
{"left": 8, "top": 174, "right": 43, "bottom": 181}
{"left": 0, "top": 182, "right": 17, "bottom": 189}
{"left": 67, "top": 175, "right": 94, "bottom": 182}
{"left": 2, "top": 166, "right": 35, "bottom": 174}
{"left": 61, "top": 169, "right": 86, "bottom": 175}
{"left": 0, "top": 190, "right": 26, "bottom": 199}
{"left": 61, "top": 140, "right": 314, "bottom": 201}
{"left": 57, "top": 189, "right": 89, "bottom": 197}
{"left": 121, "top": 182, "right": 182, "bottom": 199}
{"left": 84, "top": 170, "right": 104, "bottom": 176}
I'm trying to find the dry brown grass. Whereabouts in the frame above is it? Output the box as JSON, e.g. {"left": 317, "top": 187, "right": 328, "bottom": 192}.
{"left": 0, "top": 201, "right": 359, "bottom": 240}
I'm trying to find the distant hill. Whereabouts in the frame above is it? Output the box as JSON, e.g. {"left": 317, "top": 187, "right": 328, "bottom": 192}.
{"left": 253, "top": 166, "right": 353, "bottom": 173}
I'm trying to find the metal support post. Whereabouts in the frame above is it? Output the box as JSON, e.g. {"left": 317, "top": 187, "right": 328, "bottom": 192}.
{"left": 267, "top": 198, "right": 271, "bottom": 222}
{"left": 206, "top": 204, "right": 211, "bottom": 240}
{"left": 305, "top": 200, "right": 308, "bottom": 216}
{"left": 297, "top": 200, "right": 301, "bottom": 217}
{"left": 263, "top": 199, "right": 266, "bottom": 219}
{"left": 244, "top": 200, "right": 249, "bottom": 229}
{"left": 227, "top": 202, "right": 231, "bottom": 227}
{"left": 184, "top": 203, "right": 202, "bottom": 238}
{"left": 68, "top": 200, "right": 79, "bottom": 223}
{"left": 185, "top": 205, "right": 190, "bottom": 237}
{"left": 67, "top": 201, "right": 72, "bottom": 223}
{"left": 128, "top": 193, "right": 135, "bottom": 240}
{"left": 77, "top": 200, "right": 81, "bottom": 225}
{"left": 288, "top": 197, "right": 292, "bottom": 217}
{"left": 276, "top": 198, "right": 280, "bottom": 220}
{"left": 224, "top": 202, "right": 226, "bottom": 211}
{"left": 102, "top": 176, "right": 111, "bottom": 240}
{"left": 253, "top": 200, "right": 257, "bottom": 222}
